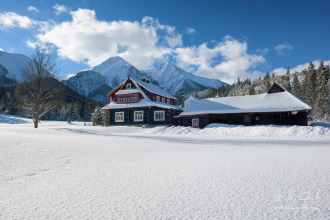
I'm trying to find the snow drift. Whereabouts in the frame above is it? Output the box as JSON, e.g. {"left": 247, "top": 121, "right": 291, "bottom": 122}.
{"left": 143, "top": 123, "right": 330, "bottom": 139}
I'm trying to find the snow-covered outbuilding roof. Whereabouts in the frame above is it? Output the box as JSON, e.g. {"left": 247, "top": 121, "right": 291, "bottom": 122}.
{"left": 180, "top": 82, "right": 312, "bottom": 116}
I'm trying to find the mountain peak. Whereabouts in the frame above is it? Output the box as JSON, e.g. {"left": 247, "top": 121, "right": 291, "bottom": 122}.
{"left": 103, "top": 56, "right": 128, "bottom": 64}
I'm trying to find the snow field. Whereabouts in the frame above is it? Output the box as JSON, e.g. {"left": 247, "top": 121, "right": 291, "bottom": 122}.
{"left": 0, "top": 114, "right": 329, "bottom": 219}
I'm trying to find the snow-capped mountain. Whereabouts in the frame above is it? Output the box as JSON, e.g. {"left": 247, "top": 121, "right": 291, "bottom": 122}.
{"left": 63, "top": 70, "right": 108, "bottom": 97}
{"left": 0, "top": 51, "right": 30, "bottom": 82}
{"left": 144, "top": 62, "right": 227, "bottom": 94}
{"left": 90, "top": 56, "right": 155, "bottom": 88}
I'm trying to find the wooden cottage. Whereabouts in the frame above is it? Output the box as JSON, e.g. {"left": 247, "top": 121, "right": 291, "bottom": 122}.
{"left": 102, "top": 77, "right": 182, "bottom": 126}
{"left": 175, "top": 82, "right": 312, "bottom": 128}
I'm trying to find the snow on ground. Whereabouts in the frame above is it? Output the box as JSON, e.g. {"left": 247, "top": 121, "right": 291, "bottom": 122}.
{"left": 143, "top": 123, "right": 330, "bottom": 139}
{"left": 0, "top": 113, "right": 329, "bottom": 219}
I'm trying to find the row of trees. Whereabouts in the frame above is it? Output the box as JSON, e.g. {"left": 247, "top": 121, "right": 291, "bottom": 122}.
{"left": 291, "top": 62, "right": 329, "bottom": 120}
{"left": 0, "top": 87, "right": 96, "bottom": 122}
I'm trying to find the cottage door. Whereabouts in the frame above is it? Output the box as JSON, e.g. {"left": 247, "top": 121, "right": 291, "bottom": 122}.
{"left": 192, "top": 118, "right": 199, "bottom": 128}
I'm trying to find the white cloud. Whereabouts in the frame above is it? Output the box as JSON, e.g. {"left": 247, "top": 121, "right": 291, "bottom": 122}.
{"left": 28, "top": 6, "right": 39, "bottom": 13}
{"left": 274, "top": 43, "right": 293, "bottom": 56}
{"left": 53, "top": 4, "right": 68, "bottom": 15}
{"left": 272, "top": 60, "right": 330, "bottom": 76}
{"left": 0, "top": 48, "right": 3, "bottom": 51}
{"left": 0, "top": 12, "right": 36, "bottom": 29}
{"left": 165, "top": 34, "right": 182, "bottom": 48}
{"left": 1, "top": 9, "right": 269, "bottom": 84}
{"left": 256, "top": 48, "right": 269, "bottom": 55}
{"left": 35, "top": 9, "right": 175, "bottom": 68}
{"left": 174, "top": 36, "right": 265, "bottom": 83}
{"left": 185, "top": 28, "right": 195, "bottom": 34}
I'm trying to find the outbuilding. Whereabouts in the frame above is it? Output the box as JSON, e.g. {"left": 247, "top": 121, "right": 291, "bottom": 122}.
{"left": 175, "top": 82, "right": 312, "bottom": 128}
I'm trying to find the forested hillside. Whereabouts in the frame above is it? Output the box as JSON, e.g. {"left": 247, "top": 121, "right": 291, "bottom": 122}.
{"left": 0, "top": 79, "right": 97, "bottom": 122}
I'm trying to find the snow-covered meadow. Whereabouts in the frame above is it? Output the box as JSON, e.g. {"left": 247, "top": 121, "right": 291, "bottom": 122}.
{"left": 0, "top": 113, "right": 329, "bottom": 219}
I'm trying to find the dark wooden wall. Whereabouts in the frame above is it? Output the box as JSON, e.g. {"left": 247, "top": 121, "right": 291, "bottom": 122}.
{"left": 109, "top": 107, "right": 181, "bottom": 126}
{"left": 178, "top": 111, "right": 309, "bottom": 128}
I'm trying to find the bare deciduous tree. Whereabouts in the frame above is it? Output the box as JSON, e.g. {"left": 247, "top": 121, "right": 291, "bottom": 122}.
{"left": 18, "top": 47, "right": 59, "bottom": 128}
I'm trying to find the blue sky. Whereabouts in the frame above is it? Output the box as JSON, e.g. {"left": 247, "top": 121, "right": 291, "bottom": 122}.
{"left": 0, "top": 0, "right": 329, "bottom": 83}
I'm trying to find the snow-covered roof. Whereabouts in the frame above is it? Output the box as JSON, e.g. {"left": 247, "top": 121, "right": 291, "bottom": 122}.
{"left": 102, "top": 77, "right": 181, "bottom": 111}
{"left": 132, "top": 78, "right": 177, "bottom": 100}
{"left": 115, "top": 89, "right": 140, "bottom": 95}
{"left": 102, "top": 98, "right": 183, "bottom": 111}
{"left": 180, "top": 90, "right": 312, "bottom": 116}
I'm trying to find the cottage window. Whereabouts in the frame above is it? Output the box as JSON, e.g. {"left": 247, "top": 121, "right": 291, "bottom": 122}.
{"left": 115, "top": 112, "right": 124, "bottom": 122}
{"left": 126, "top": 82, "right": 131, "bottom": 89}
{"left": 162, "top": 97, "right": 165, "bottom": 103}
{"left": 154, "top": 110, "right": 165, "bottom": 121}
{"left": 156, "top": 96, "right": 160, "bottom": 102}
{"left": 167, "top": 99, "right": 170, "bottom": 104}
{"left": 131, "top": 95, "right": 137, "bottom": 102}
{"left": 134, "top": 111, "right": 143, "bottom": 122}
{"left": 244, "top": 115, "right": 251, "bottom": 123}
{"left": 118, "top": 96, "right": 123, "bottom": 103}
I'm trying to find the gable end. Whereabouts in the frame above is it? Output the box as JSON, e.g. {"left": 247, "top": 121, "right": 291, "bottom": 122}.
{"left": 267, "top": 82, "right": 286, "bottom": 94}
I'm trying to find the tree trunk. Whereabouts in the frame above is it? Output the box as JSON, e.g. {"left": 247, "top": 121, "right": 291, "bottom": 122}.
{"left": 34, "top": 114, "right": 39, "bottom": 128}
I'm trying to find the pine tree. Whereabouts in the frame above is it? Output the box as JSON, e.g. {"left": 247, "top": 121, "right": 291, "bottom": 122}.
{"left": 286, "top": 67, "right": 290, "bottom": 76}
{"left": 264, "top": 72, "right": 271, "bottom": 92}
{"left": 9, "top": 88, "right": 18, "bottom": 114}
{"left": 1, "top": 92, "right": 8, "bottom": 112}
{"left": 264, "top": 72, "right": 270, "bottom": 81}
{"left": 66, "top": 104, "right": 73, "bottom": 122}
{"left": 285, "top": 67, "right": 292, "bottom": 91}
{"left": 92, "top": 106, "right": 103, "bottom": 126}
{"left": 249, "top": 84, "right": 256, "bottom": 95}
{"left": 315, "top": 62, "right": 328, "bottom": 120}
{"left": 305, "top": 62, "right": 317, "bottom": 106}
{"left": 102, "top": 110, "right": 110, "bottom": 126}
{"left": 292, "top": 73, "right": 301, "bottom": 98}
{"left": 301, "top": 69, "right": 309, "bottom": 102}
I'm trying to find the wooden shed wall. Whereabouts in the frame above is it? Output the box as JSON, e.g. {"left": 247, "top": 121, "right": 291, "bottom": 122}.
{"left": 179, "top": 111, "right": 309, "bottom": 128}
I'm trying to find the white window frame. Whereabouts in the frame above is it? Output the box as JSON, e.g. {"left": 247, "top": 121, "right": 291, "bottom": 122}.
{"left": 154, "top": 110, "right": 165, "bottom": 121}
{"left": 162, "top": 97, "right": 166, "bottom": 103}
{"left": 167, "top": 99, "right": 170, "bottom": 104}
{"left": 126, "top": 82, "right": 131, "bottom": 89}
{"left": 156, "top": 96, "right": 160, "bottom": 102}
{"left": 115, "top": 112, "right": 124, "bottom": 122}
{"left": 134, "top": 111, "right": 143, "bottom": 122}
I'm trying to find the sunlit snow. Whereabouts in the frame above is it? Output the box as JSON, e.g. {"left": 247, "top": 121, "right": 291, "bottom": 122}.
{"left": 0, "top": 114, "right": 329, "bottom": 219}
